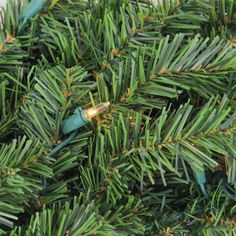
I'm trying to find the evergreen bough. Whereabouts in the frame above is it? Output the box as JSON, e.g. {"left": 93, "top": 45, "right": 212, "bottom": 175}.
{"left": 0, "top": 0, "right": 236, "bottom": 235}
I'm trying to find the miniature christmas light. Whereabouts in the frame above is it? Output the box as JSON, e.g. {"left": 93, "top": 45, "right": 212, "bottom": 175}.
{"left": 49, "top": 102, "right": 110, "bottom": 156}
{"left": 19, "top": 0, "right": 47, "bottom": 29}
{"left": 62, "top": 102, "right": 110, "bottom": 134}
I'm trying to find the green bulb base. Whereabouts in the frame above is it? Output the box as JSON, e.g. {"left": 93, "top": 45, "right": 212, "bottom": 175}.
{"left": 62, "top": 108, "right": 89, "bottom": 135}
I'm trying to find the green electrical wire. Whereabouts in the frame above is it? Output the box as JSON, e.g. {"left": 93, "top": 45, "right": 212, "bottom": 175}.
{"left": 191, "top": 162, "right": 208, "bottom": 198}
{"left": 48, "top": 130, "right": 78, "bottom": 157}
{"left": 42, "top": 130, "right": 78, "bottom": 188}
{"left": 200, "top": 184, "right": 209, "bottom": 200}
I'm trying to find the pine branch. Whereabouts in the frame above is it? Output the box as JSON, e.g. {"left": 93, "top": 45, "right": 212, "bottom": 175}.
{"left": 9, "top": 195, "right": 147, "bottom": 235}
{"left": 18, "top": 65, "right": 94, "bottom": 146}
{"left": 0, "top": 136, "right": 53, "bottom": 230}
{"left": 1, "top": 0, "right": 236, "bottom": 235}
{"left": 0, "top": 37, "right": 25, "bottom": 73}
{"left": 94, "top": 34, "right": 236, "bottom": 117}
{"left": 81, "top": 98, "right": 235, "bottom": 203}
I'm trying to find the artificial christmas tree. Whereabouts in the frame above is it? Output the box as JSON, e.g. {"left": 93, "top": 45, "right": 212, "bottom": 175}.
{"left": 0, "top": 0, "right": 236, "bottom": 235}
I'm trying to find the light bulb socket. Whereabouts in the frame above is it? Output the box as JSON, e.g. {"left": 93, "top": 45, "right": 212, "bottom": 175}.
{"left": 62, "top": 108, "right": 89, "bottom": 134}
{"left": 20, "top": 0, "right": 47, "bottom": 21}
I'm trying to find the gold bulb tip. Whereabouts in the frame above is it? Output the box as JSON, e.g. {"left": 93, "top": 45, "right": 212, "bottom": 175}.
{"left": 84, "top": 102, "right": 110, "bottom": 120}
